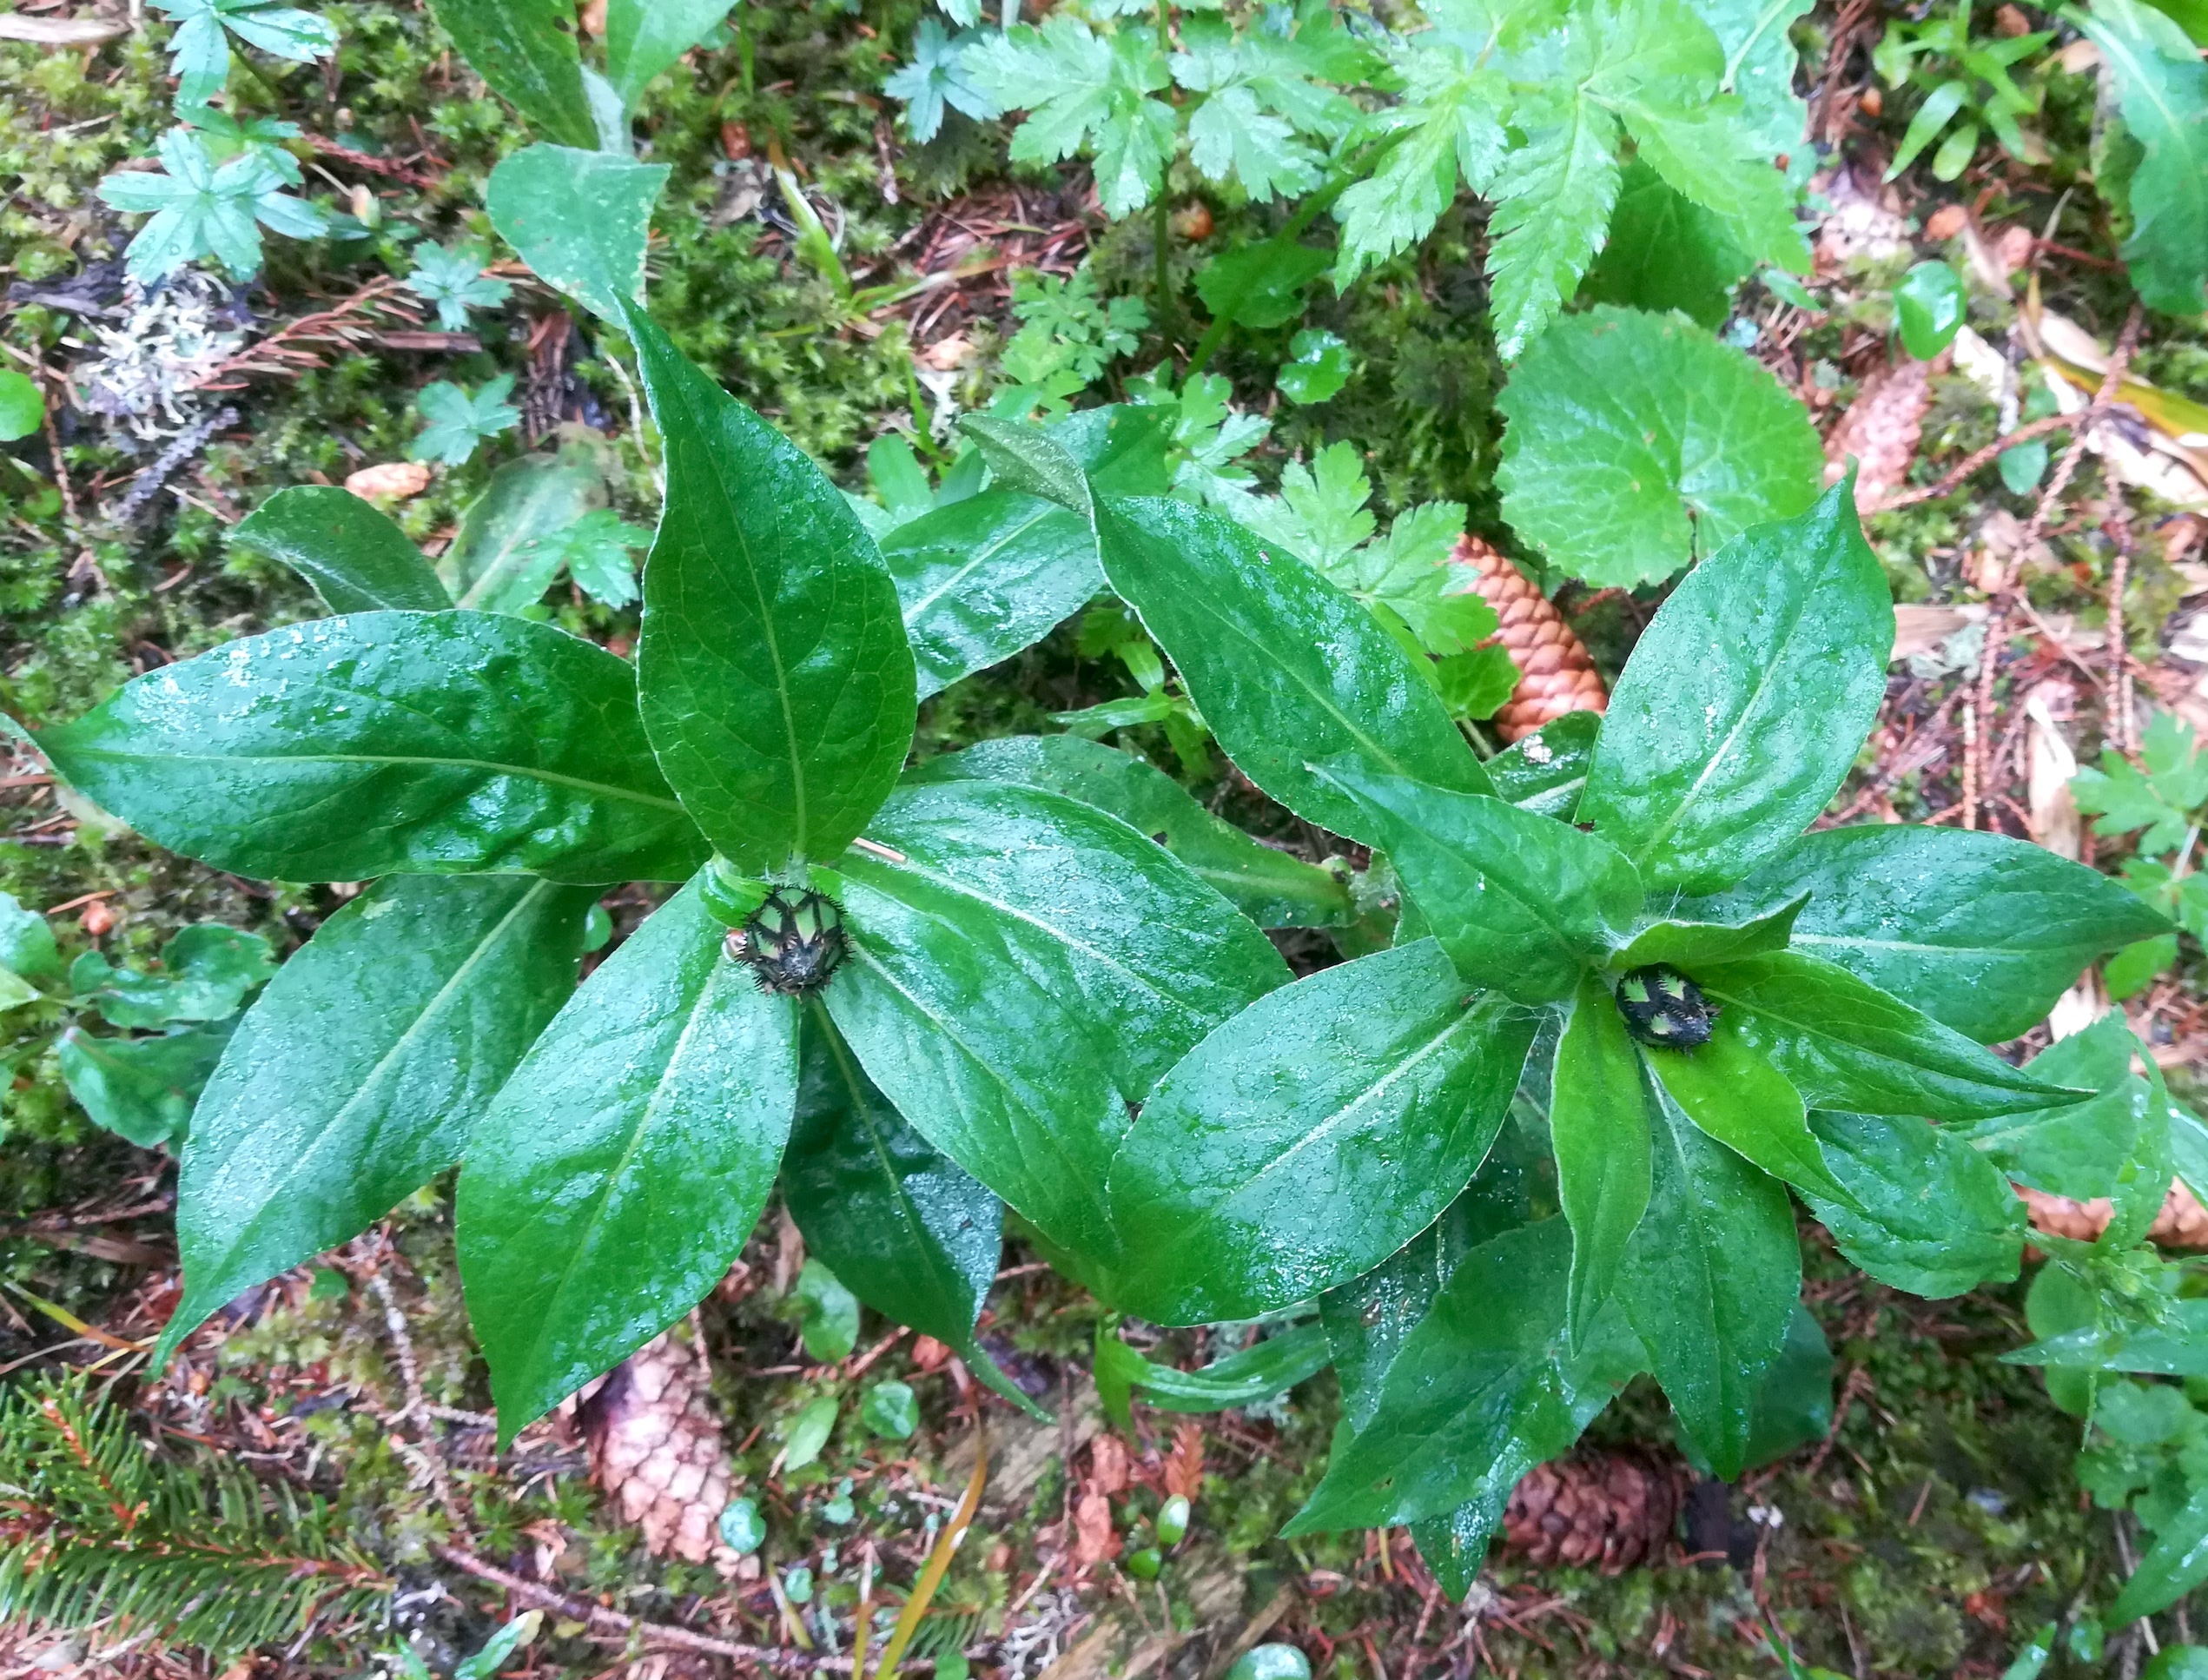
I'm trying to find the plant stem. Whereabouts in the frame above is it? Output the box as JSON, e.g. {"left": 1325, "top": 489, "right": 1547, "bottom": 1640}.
{"left": 1154, "top": 191, "right": 1175, "bottom": 354}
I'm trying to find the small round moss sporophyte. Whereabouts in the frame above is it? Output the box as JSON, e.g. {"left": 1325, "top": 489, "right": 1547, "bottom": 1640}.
{"left": 1616, "top": 964, "right": 1718, "bottom": 1049}
{"left": 726, "top": 887, "right": 848, "bottom": 995}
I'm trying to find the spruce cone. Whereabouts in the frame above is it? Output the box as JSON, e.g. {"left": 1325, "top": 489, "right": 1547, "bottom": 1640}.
{"left": 1453, "top": 535, "right": 1610, "bottom": 743}
{"left": 1823, "top": 357, "right": 1937, "bottom": 506}
{"left": 2018, "top": 1179, "right": 2208, "bottom": 1250}
{"left": 576, "top": 1331, "right": 744, "bottom": 1571}
{"left": 1500, "top": 1451, "right": 1680, "bottom": 1573}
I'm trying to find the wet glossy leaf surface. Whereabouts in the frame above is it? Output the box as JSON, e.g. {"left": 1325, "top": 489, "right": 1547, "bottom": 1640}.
{"left": 1616, "top": 1085, "right": 1799, "bottom": 1479}
{"left": 231, "top": 486, "right": 449, "bottom": 613}
{"left": 1484, "top": 710, "right": 1602, "bottom": 820}
{"left": 883, "top": 491, "right": 1098, "bottom": 699}
{"left": 1091, "top": 493, "right": 1490, "bottom": 844}
{"left": 783, "top": 1005, "right": 1043, "bottom": 1418}
{"left": 443, "top": 441, "right": 605, "bottom": 612}
{"left": 1582, "top": 482, "right": 1893, "bottom": 893}
{"left": 36, "top": 611, "right": 705, "bottom": 884}
{"left": 1610, "top": 895, "right": 1804, "bottom": 969}
{"left": 1106, "top": 940, "right": 1536, "bottom": 1325}
{"left": 629, "top": 308, "right": 915, "bottom": 873}
{"left": 1318, "top": 762, "right": 1641, "bottom": 1002}
{"left": 909, "top": 735, "right": 1353, "bottom": 928}
{"left": 426, "top": 0, "right": 594, "bottom": 147}
{"left": 1550, "top": 973, "right": 1654, "bottom": 1340}
{"left": 1645, "top": 1015, "right": 1852, "bottom": 1205}
{"left": 458, "top": 881, "right": 799, "bottom": 1440}
{"left": 1801, "top": 1109, "right": 2024, "bottom": 1298}
{"left": 1687, "top": 825, "right": 2172, "bottom": 1043}
{"left": 58, "top": 1022, "right": 232, "bottom": 1150}
{"left": 485, "top": 146, "right": 669, "bottom": 321}
{"left": 854, "top": 778, "right": 1288, "bottom": 1100}
{"left": 1699, "top": 952, "right": 2085, "bottom": 1120}
{"left": 155, "top": 876, "right": 593, "bottom": 1366}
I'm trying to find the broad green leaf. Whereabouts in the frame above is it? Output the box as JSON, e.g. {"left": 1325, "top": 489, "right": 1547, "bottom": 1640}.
{"left": 1278, "top": 328, "right": 1352, "bottom": 405}
{"left": 0, "top": 892, "right": 60, "bottom": 982}
{"left": 605, "top": 0, "right": 734, "bottom": 109}
{"left": 783, "top": 1395, "right": 839, "bottom": 1471}
{"left": 627, "top": 308, "right": 916, "bottom": 875}
{"left": 231, "top": 486, "right": 450, "bottom": 613}
{"left": 1691, "top": 1301, "right": 1832, "bottom": 1477}
{"left": 2076, "top": 0, "right": 2208, "bottom": 316}
{"left": 1799, "top": 1109, "right": 2024, "bottom": 1298}
{"left": 74, "top": 923, "right": 274, "bottom": 1029}
{"left": 1690, "top": 825, "right": 2171, "bottom": 1043}
{"left": 1611, "top": 896, "right": 1805, "bottom": 969}
{"left": 152, "top": 876, "right": 593, "bottom": 1367}
{"left": 2006, "top": 1300, "right": 2208, "bottom": 1374}
{"left": 1316, "top": 762, "right": 1640, "bottom": 1003}
{"left": 1645, "top": 1015, "right": 1852, "bottom": 1205}
{"left": 2173, "top": 1097, "right": 2208, "bottom": 1207}
{"left": 1193, "top": 236, "right": 1333, "bottom": 331}
{"left": 1496, "top": 306, "right": 1824, "bottom": 587}
{"left": 35, "top": 612, "right": 704, "bottom": 884}
{"left": 1090, "top": 494, "right": 1491, "bottom": 846}
{"left": 1616, "top": 1083, "right": 1800, "bottom": 1478}
{"left": 444, "top": 440, "right": 606, "bottom": 612}
{"left": 0, "top": 368, "right": 44, "bottom": 443}
{"left": 909, "top": 736, "right": 1352, "bottom": 929}
{"left": 2111, "top": 1483, "right": 2208, "bottom": 1624}
{"left": 486, "top": 146, "right": 669, "bottom": 321}
{"left": 409, "top": 377, "right": 520, "bottom": 467}
{"left": 1580, "top": 480, "right": 1891, "bottom": 892}
{"left": 1702, "top": 0, "right": 1815, "bottom": 160}
{"left": 1894, "top": 260, "right": 1967, "bottom": 360}
{"left": 1578, "top": 159, "right": 1751, "bottom": 328}
{"left": 794, "top": 1258, "right": 860, "bottom": 1362}
{"left": 783, "top": 1006, "right": 1044, "bottom": 1419}
{"left": 1697, "top": 951, "right": 2085, "bottom": 1120}
{"left": 1285, "top": 1219, "right": 1642, "bottom": 1532}
{"left": 458, "top": 881, "right": 799, "bottom": 1441}
{"left": 1106, "top": 940, "right": 1536, "bottom": 1325}
{"left": 824, "top": 859, "right": 1126, "bottom": 1260}
{"left": 855, "top": 779, "right": 1286, "bottom": 1100}
{"left": 1551, "top": 972, "right": 1655, "bottom": 1339}
{"left": 1484, "top": 710, "right": 1602, "bottom": 820}
{"left": 426, "top": 0, "right": 596, "bottom": 148}
{"left": 58, "top": 1022, "right": 233, "bottom": 1148}
{"left": 881, "top": 491, "right": 1096, "bottom": 699}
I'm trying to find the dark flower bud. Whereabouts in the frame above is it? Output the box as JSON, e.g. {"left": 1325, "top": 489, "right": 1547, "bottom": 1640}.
{"left": 1615, "top": 964, "right": 1717, "bottom": 1049}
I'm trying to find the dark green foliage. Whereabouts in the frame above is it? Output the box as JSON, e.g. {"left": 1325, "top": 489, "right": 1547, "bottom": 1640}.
{"left": 0, "top": 1371, "right": 389, "bottom": 1658}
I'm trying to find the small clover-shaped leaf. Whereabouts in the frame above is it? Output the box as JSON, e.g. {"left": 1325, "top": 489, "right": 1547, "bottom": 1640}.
{"left": 883, "top": 18, "right": 998, "bottom": 142}
{"left": 97, "top": 128, "right": 327, "bottom": 282}
{"left": 409, "top": 375, "right": 522, "bottom": 467}
{"left": 2074, "top": 715, "right": 2208, "bottom": 857}
{"left": 510, "top": 507, "right": 654, "bottom": 608}
{"left": 1277, "top": 327, "right": 1352, "bottom": 405}
{"left": 404, "top": 241, "right": 513, "bottom": 332}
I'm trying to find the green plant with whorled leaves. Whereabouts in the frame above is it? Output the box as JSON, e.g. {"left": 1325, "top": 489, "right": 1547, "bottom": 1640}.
{"left": 939, "top": 413, "right": 2163, "bottom": 1584}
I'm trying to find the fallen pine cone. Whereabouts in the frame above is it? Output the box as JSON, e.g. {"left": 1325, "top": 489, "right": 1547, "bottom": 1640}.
{"left": 1499, "top": 1449, "right": 1681, "bottom": 1574}
{"left": 2017, "top": 1178, "right": 2208, "bottom": 1250}
{"left": 576, "top": 1329, "right": 744, "bottom": 1572}
{"left": 1452, "top": 534, "right": 1609, "bottom": 743}
{"left": 1823, "top": 356, "right": 1938, "bottom": 506}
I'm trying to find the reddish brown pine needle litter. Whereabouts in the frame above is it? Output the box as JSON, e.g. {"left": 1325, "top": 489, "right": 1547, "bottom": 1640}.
{"left": 1453, "top": 535, "right": 1610, "bottom": 741}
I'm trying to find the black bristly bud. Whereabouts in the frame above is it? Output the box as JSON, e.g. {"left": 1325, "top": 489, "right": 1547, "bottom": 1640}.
{"left": 729, "top": 887, "right": 846, "bottom": 995}
{"left": 1615, "top": 964, "right": 1718, "bottom": 1050}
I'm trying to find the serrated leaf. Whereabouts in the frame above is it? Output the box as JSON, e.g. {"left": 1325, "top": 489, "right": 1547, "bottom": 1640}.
{"left": 1497, "top": 305, "right": 1824, "bottom": 587}
{"left": 2076, "top": 0, "right": 2208, "bottom": 315}
{"left": 966, "top": 17, "right": 1176, "bottom": 216}
{"left": 410, "top": 376, "right": 521, "bottom": 467}
{"left": 1798, "top": 1109, "right": 2024, "bottom": 1299}
{"left": 1485, "top": 95, "right": 1621, "bottom": 360}
{"left": 404, "top": 241, "right": 512, "bottom": 333}
{"left": 1578, "top": 159, "right": 1752, "bottom": 327}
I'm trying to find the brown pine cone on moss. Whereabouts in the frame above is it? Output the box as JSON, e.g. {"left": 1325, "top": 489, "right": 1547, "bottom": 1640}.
{"left": 576, "top": 1330, "right": 744, "bottom": 1572}
{"left": 1500, "top": 1451, "right": 1681, "bottom": 1573}
{"left": 2017, "top": 1179, "right": 2208, "bottom": 1250}
{"left": 1451, "top": 535, "right": 1610, "bottom": 743}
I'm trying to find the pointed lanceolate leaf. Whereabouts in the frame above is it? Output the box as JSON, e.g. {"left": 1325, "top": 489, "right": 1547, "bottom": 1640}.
{"left": 2108, "top": 1483, "right": 2208, "bottom": 1625}
{"left": 1106, "top": 940, "right": 1537, "bottom": 1326}
{"left": 154, "top": 876, "right": 594, "bottom": 1367}
{"left": 231, "top": 486, "right": 450, "bottom": 613}
{"left": 1314, "top": 761, "right": 1642, "bottom": 1003}
{"left": 909, "top": 736, "right": 1353, "bottom": 929}
{"left": 34, "top": 612, "right": 705, "bottom": 884}
{"left": 824, "top": 863, "right": 1126, "bottom": 1262}
{"left": 1616, "top": 1085, "right": 1800, "bottom": 1479}
{"left": 1285, "top": 1220, "right": 1643, "bottom": 1533}
{"left": 883, "top": 491, "right": 1099, "bottom": 700}
{"left": 1798, "top": 1110, "right": 2024, "bottom": 1299}
{"left": 1684, "top": 825, "right": 2172, "bottom": 1043}
{"left": 486, "top": 146, "right": 669, "bottom": 323}
{"left": 1581, "top": 480, "right": 1892, "bottom": 893}
{"left": 783, "top": 1007, "right": 1044, "bottom": 1419}
{"left": 854, "top": 779, "right": 1287, "bottom": 1101}
{"left": 457, "top": 881, "right": 799, "bottom": 1441}
{"left": 426, "top": 0, "right": 596, "bottom": 149}
{"left": 1611, "top": 896, "right": 1805, "bottom": 970}
{"left": 1644, "top": 1014, "right": 1852, "bottom": 1205}
{"left": 1551, "top": 973, "right": 1655, "bottom": 1341}
{"left": 1696, "top": 951, "right": 2086, "bottom": 1120}
{"left": 627, "top": 308, "right": 916, "bottom": 874}
{"left": 1090, "top": 494, "right": 1491, "bottom": 845}
{"left": 605, "top": 0, "right": 734, "bottom": 109}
